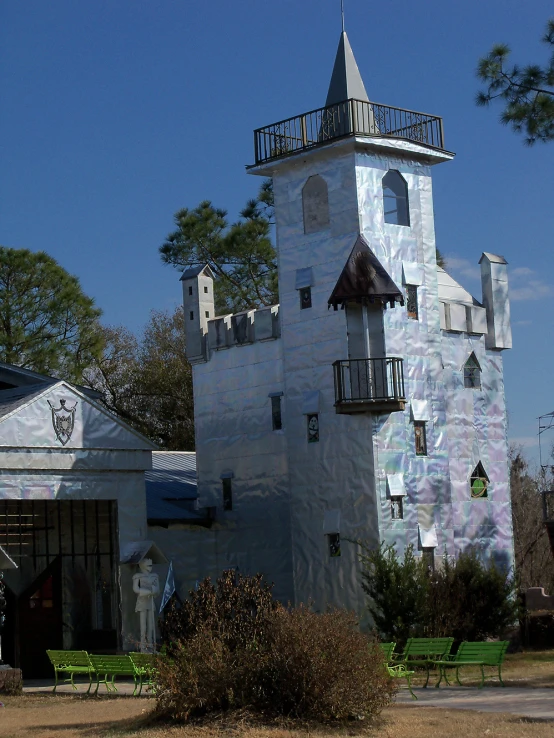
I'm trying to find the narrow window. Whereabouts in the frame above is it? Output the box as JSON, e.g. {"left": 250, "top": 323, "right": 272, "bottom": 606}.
{"left": 382, "top": 170, "right": 410, "bottom": 226}
{"left": 300, "top": 287, "right": 312, "bottom": 309}
{"left": 204, "top": 285, "right": 208, "bottom": 294}
{"left": 271, "top": 395, "right": 282, "bottom": 431}
{"left": 422, "top": 548, "right": 435, "bottom": 572}
{"left": 222, "top": 478, "right": 233, "bottom": 510}
{"left": 302, "top": 175, "right": 330, "bottom": 234}
{"left": 470, "top": 462, "right": 489, "bottom": 498}
{"left": 205, "top": 311, "right": 210, "bottom": 318}
{"left": 188, "top": 286, "right": 193, "bottom": 296}
{"left": 189, "top": 311, "right": 194, "bottom": 320}
{"left": 414, "top": 421, "right": 427, "bottom": 456}
{"left": 391, "top": 497, "right": 404, "bottom": 520}
{"left": 328, "top": 533, "right": 341, "bottom": 557}
{"left": 307, "top": 413, "right": 319, "bottom": 443}
{"left": 406, "top": 285, "right": 418, "bottom": 320}
{"left": 464, "top": 354, "right": 481, "bottom": 389}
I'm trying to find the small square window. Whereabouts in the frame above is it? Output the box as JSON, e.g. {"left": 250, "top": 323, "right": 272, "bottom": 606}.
{"left": 328, "top": 533, "right": 341, "bottom": 557}
{"left": 414, "top": 421, "right": 427, "bottom": 456}
{"left": 271, "top": 395, "right": 282, "bottom": 431}
{"left": 205, "top": 311, "right": 210, "bottom": 318}
{"left": 222, "top": 478, "right": 232, "bottom": 511}
{"left": 299, "top": 287, "right": 312, "bottom": 310}
{"left": 406, "top": 285, "right": 418, "bottom": 319}
{"left": 391, "top": 497, "right": 404, "bottom": 520}
{"left": 189, "top": 311, "right": 194, "bottom": 321}
{"left": 307, "top": 413, "right": 319, "bottom": 443}
{"left": 204, "top": 285, "right": 209, "bottom": 294}
{"left": 188, "top": 286, "right": 193, "bottom": 296}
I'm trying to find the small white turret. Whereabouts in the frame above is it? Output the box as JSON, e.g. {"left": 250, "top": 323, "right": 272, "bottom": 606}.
{"left": 479, "top": 252, "right": 512, "bottom": 350}
{"left": 181, "top": 265, "right": 215, "bottom": 362}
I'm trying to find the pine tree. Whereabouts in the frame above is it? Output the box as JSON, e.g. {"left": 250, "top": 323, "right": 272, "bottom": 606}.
{"left": 0, "top": 246, "right": 103, "bottom": 382}
{"left": 476, "top": 19, "right": 554, "bottom": 145}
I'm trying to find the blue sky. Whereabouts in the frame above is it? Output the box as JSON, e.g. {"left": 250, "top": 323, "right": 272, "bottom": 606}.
{"left": 1, "top": 1, "right": 553, "bottom": 459}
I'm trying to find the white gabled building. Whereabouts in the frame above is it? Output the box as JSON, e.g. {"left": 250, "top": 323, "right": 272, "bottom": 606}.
{"left": 177, "top": 31, "right": 515, "bottom": 617}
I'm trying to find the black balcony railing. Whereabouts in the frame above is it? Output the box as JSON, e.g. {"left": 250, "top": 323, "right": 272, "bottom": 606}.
{"left": 253, "top": 98, "right": 445, "bottom": 165}
{"left": 333, "top": 357, "right": 405, "bottom": 412}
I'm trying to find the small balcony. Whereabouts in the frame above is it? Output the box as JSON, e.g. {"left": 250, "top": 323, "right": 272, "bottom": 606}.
{"left": 253, "top": 98, "right": 444, "bottom": 166}
{"left": 333, "top": 357, "right": 406, "bottom": 414}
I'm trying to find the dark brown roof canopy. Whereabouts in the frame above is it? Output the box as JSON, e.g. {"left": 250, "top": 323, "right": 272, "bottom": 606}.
{"left": 328, "top": 234, "right": 404, "bottom": 310}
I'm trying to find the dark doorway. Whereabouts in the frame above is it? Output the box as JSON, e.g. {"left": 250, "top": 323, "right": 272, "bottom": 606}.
{"left": 18, "top": 558, "right": 63, "bottom": 678}
{"left": 0, "top": 499, "right": 119, "bottom": 676}
{"left": 1, "top": 583, "right": 17, "bottom": 667}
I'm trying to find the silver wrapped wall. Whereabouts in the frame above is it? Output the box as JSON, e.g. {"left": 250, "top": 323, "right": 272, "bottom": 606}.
{"left": 185, "top": 131, "right": 514, "bottom": 620}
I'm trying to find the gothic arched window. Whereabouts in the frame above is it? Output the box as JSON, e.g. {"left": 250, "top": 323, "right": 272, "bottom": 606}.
{"left": 382, "top": 170, "right": 410, "bottom": 226}
{"left": 302, "top": 175, "right": 330, "bottom": 234}
{"left": 464, "top": 353, "right": 481, "bottom": 389}
{"left": 470, "top": 462, "right": 489, "bottom": 498}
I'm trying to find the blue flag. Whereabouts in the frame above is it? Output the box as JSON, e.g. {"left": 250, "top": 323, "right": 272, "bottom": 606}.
{"left": 159, "top": 560, "right": 176, "bottom": 614}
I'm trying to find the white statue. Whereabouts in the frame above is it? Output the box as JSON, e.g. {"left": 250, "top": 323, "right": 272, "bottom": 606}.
{"left": 132, "top": 558, "right": 159, "bottom": 653}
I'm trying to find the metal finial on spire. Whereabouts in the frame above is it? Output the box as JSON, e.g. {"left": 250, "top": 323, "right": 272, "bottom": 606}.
{"left": 341, "top": 0, "right": 345, "bottom": 32}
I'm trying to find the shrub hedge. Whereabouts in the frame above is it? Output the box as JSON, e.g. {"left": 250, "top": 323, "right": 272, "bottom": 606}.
{"left": 156, "top": 571, "right": 394, "bottom": 722}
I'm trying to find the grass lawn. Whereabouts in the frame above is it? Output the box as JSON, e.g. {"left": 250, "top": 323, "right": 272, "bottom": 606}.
{"left": 1, "top": 696, "right": 553, "bottom": 738}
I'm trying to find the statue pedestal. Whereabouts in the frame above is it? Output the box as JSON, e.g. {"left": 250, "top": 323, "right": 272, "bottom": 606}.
{"left": 0, "top": 666, "right": 22, "bottom": 694}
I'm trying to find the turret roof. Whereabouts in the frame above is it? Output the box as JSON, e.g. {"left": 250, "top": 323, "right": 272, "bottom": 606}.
{"left": 325, "top": 31, "right": 369, "bottom": 106}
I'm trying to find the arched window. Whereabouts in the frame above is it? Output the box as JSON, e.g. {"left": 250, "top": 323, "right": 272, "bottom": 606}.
{"left": 302, "top": 175, "right": 330, "bottom": 234}
{"left": 464, "top": 353, "right": 481, "bottom": 389}
{"left": 470, "top": 462, "right": 489, "bottom": 498}
{"left": 382, "top": 170, "right": 410, "bottom": 226}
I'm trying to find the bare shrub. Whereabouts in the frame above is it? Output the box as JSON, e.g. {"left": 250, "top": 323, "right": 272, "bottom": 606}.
{"left": 257, "top": 605, "right": 395, "bottom": 720}
{"left": 155, "top": 572, "right": 394, "bottom": 723}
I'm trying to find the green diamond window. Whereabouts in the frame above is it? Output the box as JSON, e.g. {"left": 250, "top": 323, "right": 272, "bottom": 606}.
{"left": 470, "top": 462, "right": 489, "bottom": 498}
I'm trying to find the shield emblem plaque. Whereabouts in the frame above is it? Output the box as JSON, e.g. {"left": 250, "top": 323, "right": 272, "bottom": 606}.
{"left": 47, "top": 399, "right": 78, "bottom": 445}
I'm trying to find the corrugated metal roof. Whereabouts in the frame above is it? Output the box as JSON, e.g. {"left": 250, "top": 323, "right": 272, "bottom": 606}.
{"left": 0, "top": 383, "right": 50, "bottom": 420}
{"left": 146, "top": 451, "right": 199, "bottom": 522}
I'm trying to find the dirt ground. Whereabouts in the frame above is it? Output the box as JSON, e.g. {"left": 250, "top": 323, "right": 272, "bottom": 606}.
{"left": 1, "top": 696, "right": 554, "bottom": 738}
{"left": 2, "top": 652, "right": 553, "bottom": 738}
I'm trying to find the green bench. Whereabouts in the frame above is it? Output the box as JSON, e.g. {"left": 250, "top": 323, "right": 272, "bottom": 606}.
{"left": 398, "top": 637, "right": 455, "bottom": 688}
{"left": 379, "top": 642, "right": 417, "bottom": 700}
{"left": 129, "top": 652, "right": 158, "bottom": 696}
{"left": 435, "top": 640, "right": 509, "bottom": 688}
{"left": 88, "top": 654, "right": 137, "bottom": 695}
{"left": 46, "top": 650, "right": 156, "bottom": 695}
{"left": 46, "top": 650, "right": 96, "bottom": 694}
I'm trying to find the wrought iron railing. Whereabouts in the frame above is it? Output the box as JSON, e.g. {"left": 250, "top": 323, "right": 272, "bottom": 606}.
{"left": 253, "top": 99, "right": 444, "bottom": 165}
{"left": 333, "top": 357, "right": 405, "bottom": 407}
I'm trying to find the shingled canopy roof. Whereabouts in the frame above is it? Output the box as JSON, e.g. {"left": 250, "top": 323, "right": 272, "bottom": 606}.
{"left": 328, "top": 234, "right": 404, "bottom": 310}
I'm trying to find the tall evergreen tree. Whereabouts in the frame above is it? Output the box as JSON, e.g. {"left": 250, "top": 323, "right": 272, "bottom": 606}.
{"left": 476, "top": 19, "right": 554, "bottom": 144}
{"left": 160, "top": 180, "right": 277, "bottom": 314}
{"left": 0, "top": 246, "right": 103, "bottom": 382}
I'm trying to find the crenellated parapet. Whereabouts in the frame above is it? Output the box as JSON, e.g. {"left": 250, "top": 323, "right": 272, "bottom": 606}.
{"left": 181, "top": 263, "right": 280, "bottom": 363}
{"left": 206, "top": 305, "right": 280, "bottom": 355}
